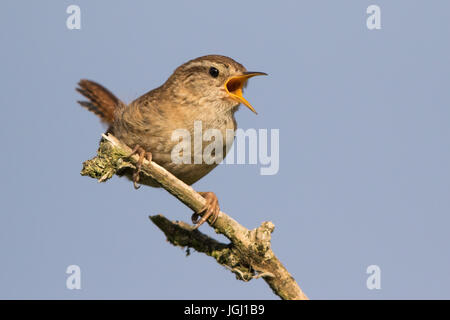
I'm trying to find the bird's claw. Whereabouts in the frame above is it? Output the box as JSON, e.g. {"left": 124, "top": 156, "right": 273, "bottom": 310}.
{"left": 192, "top": 192, "right": 220, "bottom": 229}
{"left": 129, "top": 145, "right": 152, "bottom": 190}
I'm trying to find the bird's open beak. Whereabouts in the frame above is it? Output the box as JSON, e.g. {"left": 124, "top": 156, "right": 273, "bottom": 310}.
{"left": 225, "top": 71, "right": 267, "bottom": 114}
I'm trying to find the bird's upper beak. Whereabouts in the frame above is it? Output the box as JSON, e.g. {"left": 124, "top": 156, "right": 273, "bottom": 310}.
{"left": 225, "top": 71, "right": 267, "bottom": 114}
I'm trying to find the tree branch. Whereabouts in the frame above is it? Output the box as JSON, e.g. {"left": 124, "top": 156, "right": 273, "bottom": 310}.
{"left": 81, "top": 134, "right": 308, "bottom": 300}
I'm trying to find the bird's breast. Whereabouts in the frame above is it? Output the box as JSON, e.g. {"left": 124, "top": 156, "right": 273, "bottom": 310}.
{"left": 114, "top": 98, "right": 238, "bottom": 185}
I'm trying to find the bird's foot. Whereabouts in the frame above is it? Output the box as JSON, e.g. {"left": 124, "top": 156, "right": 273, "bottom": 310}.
{"left": 191, "top": 192, "right": 220, "bottom": 229}
{"left": 129, "top": 145, "right": 152, "bottom": 189}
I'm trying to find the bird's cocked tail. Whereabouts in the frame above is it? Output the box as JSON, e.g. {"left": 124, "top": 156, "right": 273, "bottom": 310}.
{"left": 76, "top": 79, "right": 122, "bottom": 124}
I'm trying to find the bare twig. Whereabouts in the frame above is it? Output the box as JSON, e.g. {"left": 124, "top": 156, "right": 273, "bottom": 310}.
{"left": 81, "top": 133, "right": 308, "bottom": 300}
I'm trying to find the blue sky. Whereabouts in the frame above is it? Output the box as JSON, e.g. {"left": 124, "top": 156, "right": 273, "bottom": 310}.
{"left": 0, "top": 1, "right": 449, "bottom": 299}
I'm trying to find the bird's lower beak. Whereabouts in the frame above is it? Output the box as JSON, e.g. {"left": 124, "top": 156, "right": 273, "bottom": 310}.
{"left": 225, "top": 71, "right": 267, "bottom": 114}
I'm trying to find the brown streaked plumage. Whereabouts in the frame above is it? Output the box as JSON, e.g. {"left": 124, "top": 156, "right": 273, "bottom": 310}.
{"left": 76, "top": 55, "right": 266, "bottom": 228}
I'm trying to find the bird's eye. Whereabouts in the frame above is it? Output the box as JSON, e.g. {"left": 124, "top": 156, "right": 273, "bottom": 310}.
{"left": 209, "top": 67, "right": 219, "bottom": 78}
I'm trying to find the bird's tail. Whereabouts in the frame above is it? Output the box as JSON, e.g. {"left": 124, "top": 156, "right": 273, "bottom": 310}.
{"left": 76, "top": 79, "right": 122, "bottom": 124}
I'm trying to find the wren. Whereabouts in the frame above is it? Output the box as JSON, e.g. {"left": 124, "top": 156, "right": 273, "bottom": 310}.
{"left": 76, "top": 55, "right": 266, "bottom": 228}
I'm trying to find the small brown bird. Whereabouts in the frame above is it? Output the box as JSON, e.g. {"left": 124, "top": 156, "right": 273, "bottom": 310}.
{"left": 76, "top": 55, "right": 266, "bottom": 228}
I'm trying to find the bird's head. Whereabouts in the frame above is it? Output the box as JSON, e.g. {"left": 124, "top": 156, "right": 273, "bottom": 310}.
{"left": 166, "top": 55, "right": 266, "bottom": 114}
